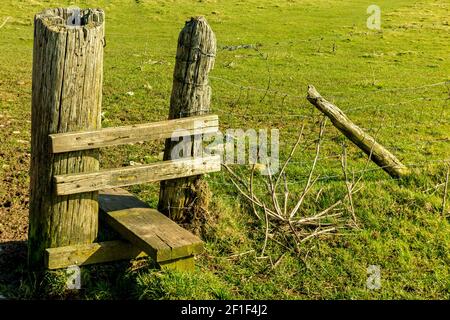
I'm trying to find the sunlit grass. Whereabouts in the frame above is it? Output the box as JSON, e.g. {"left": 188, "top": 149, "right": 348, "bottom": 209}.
{"left": 0, "top": 0, "right": 449, "bottom": 299}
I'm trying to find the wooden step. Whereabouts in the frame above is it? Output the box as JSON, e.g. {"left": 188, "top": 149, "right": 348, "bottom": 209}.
{"left": 45, "top": 240, "right": 147, "bottom": 270}
{"left": 99, "top": 188, "right": 203, "bottom": 268}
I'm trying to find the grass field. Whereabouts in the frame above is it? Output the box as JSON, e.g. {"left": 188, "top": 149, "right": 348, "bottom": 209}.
{"left": 0, "top": 0, "right": 449, "bottom": 299}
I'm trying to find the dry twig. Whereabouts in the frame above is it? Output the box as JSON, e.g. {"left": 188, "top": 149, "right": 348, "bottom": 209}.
{"left": 0, "top": 17, "right": 11, "bottom": 29}
{"left": 223, "top": 118, "right": 353, "bottom": 255}
{"left": 442, "top": 163, "right": 449, "bottom": 215}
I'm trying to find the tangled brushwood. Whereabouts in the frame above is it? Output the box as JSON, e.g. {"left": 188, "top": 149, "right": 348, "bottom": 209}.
{"left": 224, "top": 119, "right": 363, "bottom": 256}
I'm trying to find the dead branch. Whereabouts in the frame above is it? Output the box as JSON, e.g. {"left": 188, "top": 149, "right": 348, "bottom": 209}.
{"left": 223, "top": 119, "right": 353, "bottom": 255}
{"left": 341, "top": 144, "right": 357, "bottom": 225}
{"left": 442, "top": 163, "right": 449, "bottom": 215}
{"left": 261, "top": 204, "right": 270, "bottom": 257}
{"left": 0, "top": 17, "right": 11, "bottom": 29}
{"left": 301, "top": 227, "right": 336, "bottom": 243}
{"left": 307, "top": 85, "right": 410, "bottom": 178}
{"left": 289, "top": 120, "right": 326, "bottom": 219}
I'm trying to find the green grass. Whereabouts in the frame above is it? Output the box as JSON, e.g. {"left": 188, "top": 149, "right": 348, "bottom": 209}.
{"left": 0, "top": 0, "right": 449, "bottom": 299}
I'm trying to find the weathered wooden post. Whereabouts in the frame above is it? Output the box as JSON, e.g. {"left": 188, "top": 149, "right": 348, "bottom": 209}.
{"left": 158, "top": 17, "right": 217, "bottom": 222}
{"left": 307, "top": 85, "right": 410, "bottom": 178}
{"left": 28, "top": 8, "right": 104, "bottom": 268}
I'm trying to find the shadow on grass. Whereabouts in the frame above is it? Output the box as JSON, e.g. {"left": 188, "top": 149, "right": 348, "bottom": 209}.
{"left": 0, "top": 240, "right": 29, "bottom": 299}
{"left": 0, "top": 240, "right": 164, "bottom": 300}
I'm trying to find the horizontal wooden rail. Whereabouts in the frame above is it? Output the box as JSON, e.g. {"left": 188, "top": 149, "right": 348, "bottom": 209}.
{"left": 45, "top": 240, "right": 147, "bottom": 269}
{"left": 49, "top": 114, "right": 219, "bottom": 153}
{"left": 54, "top": 155, "right": 221, "bottom": 196}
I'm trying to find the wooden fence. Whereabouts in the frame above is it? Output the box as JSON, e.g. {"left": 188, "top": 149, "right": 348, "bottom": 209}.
{"left": 28, "top": 8, "right": 219, "bottom": 271}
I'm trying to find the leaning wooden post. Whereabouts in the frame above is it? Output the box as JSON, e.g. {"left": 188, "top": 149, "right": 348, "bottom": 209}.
{"left": 29, "top": 8, "right": 104, "bottom": 269}
{"left": 307, "top": 85, "right": 410, "bottom": 178}
{"left": 158, "top": 17, "right": 216, "bottom": 222}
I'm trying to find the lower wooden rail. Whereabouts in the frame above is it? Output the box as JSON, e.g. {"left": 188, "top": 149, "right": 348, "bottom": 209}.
{"left": 45, "top": 240, "right": 147, "bottom": 270}
{"left": 54, "top": 155, "right": 221, "bottom": 196}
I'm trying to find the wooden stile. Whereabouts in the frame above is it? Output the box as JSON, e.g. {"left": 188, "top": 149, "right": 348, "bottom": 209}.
{"left": 45, "top": 187, "right": 205, "bottom": 270}
{"left": 30, "top": 10, "right": 219, "bottom": 273}
{"left": 49, "top": 114, "right": 219, "bottom": 153}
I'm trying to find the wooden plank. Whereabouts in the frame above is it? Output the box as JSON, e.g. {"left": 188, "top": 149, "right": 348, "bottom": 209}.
{"left": 49, "top": 114, "right": 219, "bottom": 153}
{"left": 54, "top": 155, "right": 221, "bottom": 196}
{"left": 159, "top": 256, "right": 195, "bottom": 271}
{"left": 45, "top": 240, "right": 147, "bottom": 270}
{"left": 98, "top": 187, "right": 150, "bottom": 212}
{"left": 99, "top": 188, "right": 204, "bottom": 263}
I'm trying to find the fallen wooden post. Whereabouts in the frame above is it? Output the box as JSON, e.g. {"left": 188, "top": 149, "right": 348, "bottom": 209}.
{"left": 306, "top": 85, "right": 410, "bottom": 178}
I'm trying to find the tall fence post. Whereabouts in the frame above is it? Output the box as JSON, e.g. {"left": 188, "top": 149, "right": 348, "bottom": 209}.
{"left": 158, "top": 17, "right": 217, "bottom": 222}
{"left": 28, "top": 8, "right": 104, "bottom": 269}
